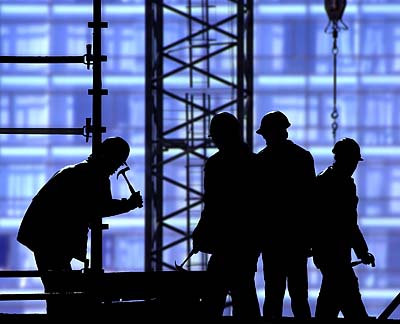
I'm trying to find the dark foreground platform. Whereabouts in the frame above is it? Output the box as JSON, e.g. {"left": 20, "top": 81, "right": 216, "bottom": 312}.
{"left": 1, "top": 271, "right": 400, "bottom": 323}
{"left": 0, "top": 314, "right": 399, "bottom": 324}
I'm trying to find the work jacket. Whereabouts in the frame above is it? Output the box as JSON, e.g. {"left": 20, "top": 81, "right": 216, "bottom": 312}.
{"left": 256, "top": 140, "right": 316, "bottom": 254}
{"left": 192, "top": 142, "right": 260, "bottom": 263}
{"left": 17, "top": 160, "right": 132, "bottom": 262}
{"left": 312, "top": 166, "right": 369, "bottom": 268}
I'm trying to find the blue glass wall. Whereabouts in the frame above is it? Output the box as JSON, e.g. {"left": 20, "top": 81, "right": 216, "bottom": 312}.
{"left": 1, "top": 0, "right": 400, "bottom": 318}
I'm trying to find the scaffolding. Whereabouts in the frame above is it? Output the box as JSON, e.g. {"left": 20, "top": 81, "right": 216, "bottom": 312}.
{"left": 0, "top": 0, "right": 108, "bottom": 275}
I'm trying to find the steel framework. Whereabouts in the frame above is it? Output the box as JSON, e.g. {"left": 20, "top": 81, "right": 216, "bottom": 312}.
{"left": 145, "top": 0, "right": 254, "bottom": 271}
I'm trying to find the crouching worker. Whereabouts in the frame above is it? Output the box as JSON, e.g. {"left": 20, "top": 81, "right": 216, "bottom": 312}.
{"left": 17, "top": 136, "right": 143, "bottom": 316}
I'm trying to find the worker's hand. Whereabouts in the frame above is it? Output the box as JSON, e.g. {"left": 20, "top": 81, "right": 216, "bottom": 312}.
{"left": 128, "top": 191, "right": 143, "bottom": 209}
{"left": 361, "top": 252, "right": 375, "bottom": 267}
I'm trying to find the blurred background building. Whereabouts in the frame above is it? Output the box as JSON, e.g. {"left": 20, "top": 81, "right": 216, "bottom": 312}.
{"left": 1, "top": 0, "right": 400, "bottom": 318}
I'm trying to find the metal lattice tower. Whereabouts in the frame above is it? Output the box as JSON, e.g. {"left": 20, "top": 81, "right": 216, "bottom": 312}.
{"left": 145, "top": 0, "right": 254, "bottom": 271}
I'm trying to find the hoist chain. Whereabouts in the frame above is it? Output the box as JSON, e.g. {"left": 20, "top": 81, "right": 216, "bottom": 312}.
{"left": 331, "top": 26, "right": 339, "bottom": 144}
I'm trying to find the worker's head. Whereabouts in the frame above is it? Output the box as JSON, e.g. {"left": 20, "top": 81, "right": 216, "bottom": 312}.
{"left": 100, "top": 136, "right": 130, "bottom": 164}
{"left": 332, "top": 137, "right": 363, "bottom": 176}
{"left": 209, "top": 112, "right": 242, "bottom": 151}
{"left": 256, "top": 110, "right": 291, "bottom": 144}
{"left": 332, "top": 137, "right": 363, "bottom": 162}
{"left": 89, "top": 136, "right": 130, "bottom": 176}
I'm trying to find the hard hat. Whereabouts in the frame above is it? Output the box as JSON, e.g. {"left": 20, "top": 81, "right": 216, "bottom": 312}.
{"left": 332, "top": 137, "right": 363, "bottom": 161}
{"left": 100, "top": 136, "right": 130, "bottom": 164}
{"left": 256, "top": 111, "right": 291, "bottom": 134}
{"left": 209, "top": 112, "right": 240, "bottom": 138}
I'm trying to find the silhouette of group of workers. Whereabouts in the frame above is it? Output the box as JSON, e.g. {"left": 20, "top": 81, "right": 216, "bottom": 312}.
{"left": 16, "top": 112, "right": 375, "bottom": 320}
{"left": 192, "top": 110, "right": 376, "bottom": 320}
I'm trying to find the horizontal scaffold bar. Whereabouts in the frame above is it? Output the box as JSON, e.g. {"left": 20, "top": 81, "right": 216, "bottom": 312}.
{"left": 0, "top": 128, "right": 85, "bottom": 135}
{"left": 0, "top": 56, "right": 85, "bottom": 64}
{"left": 0, "top": 270, "right": 40, "bottom": 277}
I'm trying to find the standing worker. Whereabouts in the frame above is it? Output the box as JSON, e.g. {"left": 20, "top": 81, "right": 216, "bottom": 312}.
{"left": 192, "top": 112, "right": 261, "bottom": 319}
{"left": 17, "top": 136, "right": 143, "bottom": 315}
{"left": 255, "top": 110, "right": 315, "bottom": 320}
{"left": 312, "top": 137, "right": 375, "bottom": 319}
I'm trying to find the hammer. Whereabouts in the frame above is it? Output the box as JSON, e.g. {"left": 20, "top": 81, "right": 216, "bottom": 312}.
{"left": 174, "top": 248, "right": 198, "bottom": 272}
{"left": 117, "top": 165, "right": 143, "bottom": 208}
{"left": 117, "top": 166, "right": 136, "bottom": 193}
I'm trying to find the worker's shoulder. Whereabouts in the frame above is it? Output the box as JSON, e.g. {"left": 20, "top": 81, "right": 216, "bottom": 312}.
{"left": 59, "top": 160, "right": 87, "bottom": 172}
{"left": 55, "top": 161, "right": 92, "bottom": 180}
{"left": 316, "top": 166, "right": 334, "bottom": 182}
{"left": 288, "top": 140, "right": 313, "bottom": 157}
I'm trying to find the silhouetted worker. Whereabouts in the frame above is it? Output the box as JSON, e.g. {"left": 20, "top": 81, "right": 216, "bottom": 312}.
{"left": 256, "top": 110, "right": 315, "bottom": 320}
{"left": 192, "top": 112, "right": 261, "bottom": 319}
{"left": 312, "top": 137, "right": 375, "bottom": 319}
{"left": 17, "top": 136, "right": 143, "bottom": 315}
